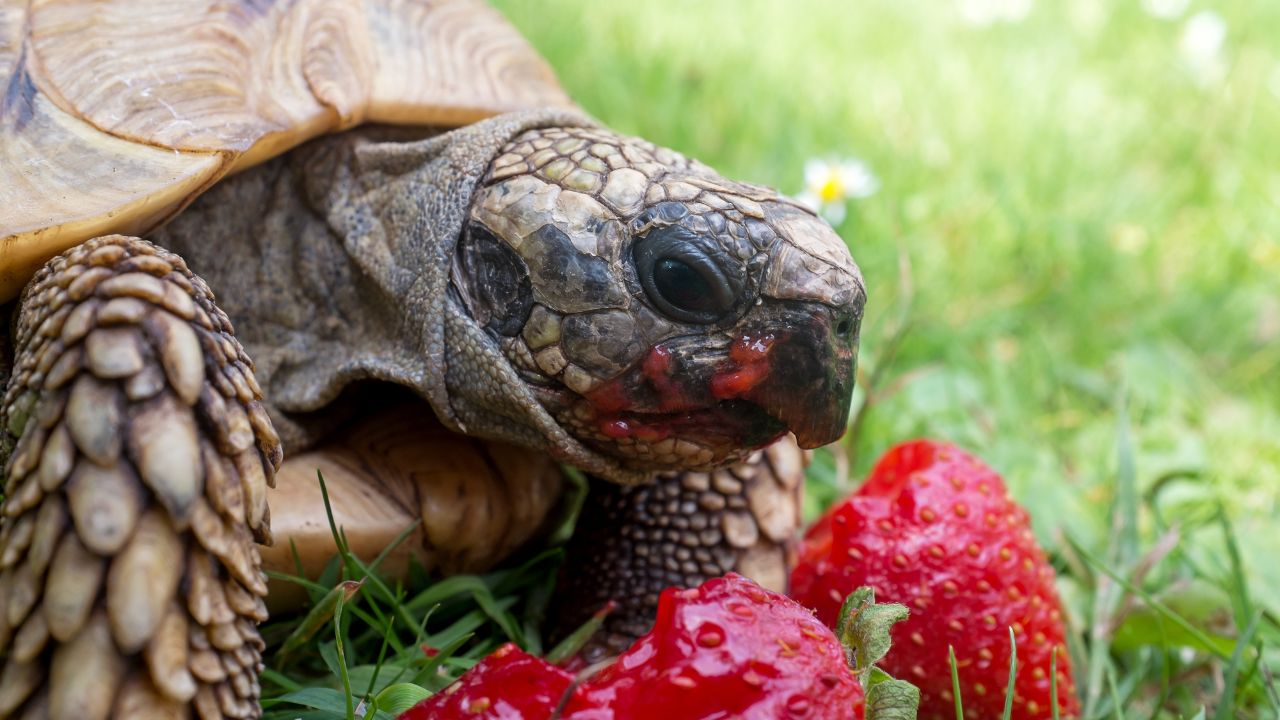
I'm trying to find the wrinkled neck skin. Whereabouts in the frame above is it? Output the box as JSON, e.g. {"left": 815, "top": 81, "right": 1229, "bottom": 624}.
{"left": 154, "top": 109, "right": 659, "bottom": 484}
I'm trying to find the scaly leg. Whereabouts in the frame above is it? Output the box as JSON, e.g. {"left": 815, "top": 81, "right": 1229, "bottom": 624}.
{"left": 0, "top": 236, "right": 280, "bottom": 720}
{"left": 553, "top": 438, "right": 807, "bottom": 662}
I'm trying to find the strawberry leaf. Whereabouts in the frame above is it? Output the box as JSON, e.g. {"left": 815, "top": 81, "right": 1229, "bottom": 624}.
{"left": 835, "top": 586, "right": 910, "bottom": 677}
{"left": 835, "top": 587, "right": 920, "bottom": 720}
{"left": 866, "top": 671, "right": 922, "bottom": 720}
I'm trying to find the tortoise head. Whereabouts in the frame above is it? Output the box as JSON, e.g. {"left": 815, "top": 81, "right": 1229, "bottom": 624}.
{"left": 453, "top": 126, "right": 865, "bottom": 472}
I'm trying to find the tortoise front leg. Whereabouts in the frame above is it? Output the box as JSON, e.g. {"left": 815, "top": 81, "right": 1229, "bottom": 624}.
{"left": 553, "top": 438, "right": 806, "bottom": 662}
{"left": 0, "top": 236, "right": 280, "bottom": 720}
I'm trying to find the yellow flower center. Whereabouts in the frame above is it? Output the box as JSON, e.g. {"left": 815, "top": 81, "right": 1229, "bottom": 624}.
{"left": 817, "top": 175, "right": 844, "bottom": 203}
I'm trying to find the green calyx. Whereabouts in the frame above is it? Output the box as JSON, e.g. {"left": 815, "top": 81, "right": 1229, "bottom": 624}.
{"left": 835, "top": 586, "right": 920, "bottom": 720}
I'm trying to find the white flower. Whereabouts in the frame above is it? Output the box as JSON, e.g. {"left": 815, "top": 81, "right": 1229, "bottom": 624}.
{"left": 1179, "top": 10, "right": 1228, "bottom": 86}
{"left": 795, "top": 158, "right": 879, "bottom": 226}
{"left": 1141, "top": 0, "right": 1188, "bottom": 20}
{"left": 956, "top": 0, "right": 1033, "bottom": 27}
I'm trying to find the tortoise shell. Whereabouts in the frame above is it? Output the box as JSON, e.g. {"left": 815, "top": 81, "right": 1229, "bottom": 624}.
{"left": 0, "top": 0, "right": 571, "bottom": 301}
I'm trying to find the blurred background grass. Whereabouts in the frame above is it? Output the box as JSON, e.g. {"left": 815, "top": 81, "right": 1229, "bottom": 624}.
{"left": 493, "top": 0, "right": 1279, "bottom": 712}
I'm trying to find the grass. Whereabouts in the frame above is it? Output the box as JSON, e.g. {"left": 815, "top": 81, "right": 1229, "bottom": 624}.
{"left": 258, "top": 1, "right": 1279, "bottom": 718}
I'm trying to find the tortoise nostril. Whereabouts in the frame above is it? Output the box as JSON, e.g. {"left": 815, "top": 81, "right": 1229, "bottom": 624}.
{"left": 835, "top": 317, "right": 853, "bottom": 338}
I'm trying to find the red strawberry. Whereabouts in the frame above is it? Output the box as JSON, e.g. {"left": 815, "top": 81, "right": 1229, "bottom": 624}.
{"left": 398, "top": 642, "right": 578, "bottom": 719}
{"left": 401, "top": 574, "right": 916, "bottom": 720}
{"left": 790, "top": 440, "right": 1081, "bottom": 719}
{"left": 562, "top": 573, "right": 867, "bottom": 719}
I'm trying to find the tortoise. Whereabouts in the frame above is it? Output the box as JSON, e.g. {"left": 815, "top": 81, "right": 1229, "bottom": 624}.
{"left": 0, "top": 1, "right": 867, "bottom": 717}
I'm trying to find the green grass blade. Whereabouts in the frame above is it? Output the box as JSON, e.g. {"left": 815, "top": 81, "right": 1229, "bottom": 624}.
{"left": 1051, "top": 648, "right": 1061, "bottom": 720}
{"left": 1215, "top": 507, "right": 1254, "bottom": 630}
{"left": 1087, "top": 397, "right": 1139, "bottom": 718}
{"left": 334, "top": 592, "right": 355, "bottom": 720}
{"left": 948, "top": 645, "right": 964, "bottom": 720}
{"left": 367, "top": 522, "right": 420, "bottom": 574}
{"left": 1111, "top": 394, "right": 1140, "bottom": 567}
{"left": 340, "top": 551, "right": 431, "bottom": 646}
{"left": 1212, "top": 611, "right": 1263, "bottom": 720}
{"left": 265, "top": 569, "right": 330, "bottom": 597}
{"left": 1107, "top": 662, "right": 1126, "bottom": 720}
{"left": 277, "top": 580, "right": 363, "bottom": 668}
{"left": 547, "top": 600, "right": 616, "bottom": 665}
{"left": 266, "top": 687, "right": 355, "bottom": 715}
{"left": 1069, "top": 536, "right": 1233, "bottom": 661}
{"left": 316, "top": 471, "right": 351, "bottom": 562}
{"left": 362, "top": 612, "right": 398, "bottom": 700}
{"left": 1261, "top": 664, "right": 1280, "bottom": 714}
{"left": 1001, "top": 628, "right": 1018, "bottom": 720}
{"left": 260, "top": 667, "right": 304, "bottom": 694}
{"left": 411, "top": 632, "right": 476, "bottom": 689}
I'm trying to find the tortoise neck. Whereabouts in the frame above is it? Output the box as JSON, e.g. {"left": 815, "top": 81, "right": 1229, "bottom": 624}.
{"left": 149, "top": 111, "right": 643, "bottom": 482}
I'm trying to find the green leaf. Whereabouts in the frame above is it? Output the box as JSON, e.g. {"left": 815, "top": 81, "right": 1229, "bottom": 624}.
{"left": 267, "top": 688, "right": 352, "bottom": 715}
{"left": 374, "top": 683, "right": 432, "bottom": 715}
{"left": 866, "top": 666, "right": 895, "bottom": 688}
{"left": 346, "top": 660, "right": 425, "bottom": 699}
{"left": 277, "top": 580, "right": 364, "bottom": 668}
{"left": 833, "top": 587, "right": 918, "bottom": 719}
{"left": 865, "top": 677, "right": 921, "bottom": 720}
{"left": 1070, "top": 537, "right": 1235, "bottom": 662}
{"left": 1111, "top": 579, "right": 1237, "bottom": 657}
{"left": 835, "top": 586, "right": 910, "bottom": 680}
{"left": 319, "top": 643, "right": 342, "bottom": 682}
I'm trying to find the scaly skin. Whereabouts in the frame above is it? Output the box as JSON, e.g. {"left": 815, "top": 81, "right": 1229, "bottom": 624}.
{"left": 553, "top": 439, "right": 807, "bottom": 663}
{"left": 465, "top": 124, "right": 865, "bottom": 471}
{"left": 0, "top": 236, "right": 280, "bottom": 720}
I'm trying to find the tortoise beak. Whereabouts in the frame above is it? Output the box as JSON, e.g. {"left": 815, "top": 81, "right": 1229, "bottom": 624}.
{"left": 724, "top": 202, "right": 866, "bottom": 449}
{"left": 719, "top": 301, "right": 861, "bottom": 449}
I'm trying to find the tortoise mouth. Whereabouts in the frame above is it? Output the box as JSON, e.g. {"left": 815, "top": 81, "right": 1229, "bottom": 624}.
{"left": 566, "top": 398, "right": 786, "bottom": 470}
{"left": 548, "top": 310, "right": 855, "bottom": 471}
{"left": 598, "top": 399, "right": 786, "bottom": 448}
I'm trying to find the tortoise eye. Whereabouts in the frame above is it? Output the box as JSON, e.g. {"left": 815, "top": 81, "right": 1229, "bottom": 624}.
{"left": 652, "top": 258, "right": 723, "bottom": 317}
{"left": 634, "top": 225, "right": 743, "bottom": 324}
